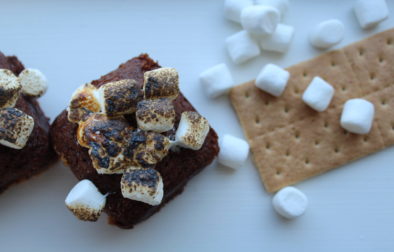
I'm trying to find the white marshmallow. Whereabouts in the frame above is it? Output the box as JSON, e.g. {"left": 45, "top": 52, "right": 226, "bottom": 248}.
{"left": 218, "top": 134, "right": 250, "bottom": 170}
{"left": 0, "top": 69, "right": 21, "bottom": 109}
{"left": 272, "top": 186, "right": 308, "bottom": 219}
{"left": 309, "top": 19, "right": 345, "bottom": 49}
{"left": 175, "top": 111, "right": 210, "bottom": 150}
{"left": 241, "top": 5, "right": 280, "bottom": 35}
{"left": 0, "top": 108, "right": 34, "bottom": 150}
{"left": 255, "top": 63, "right": 290, "bottom": 97}
{"left": 224, "top": 0, "right": 254, "bottom": 23}
{"left": 340, "top": 98, "right": 375, "bottom": 134}
{"left": 18, "top": 68, "right": 48, "bottom": 97}
{"left": 199, "top": 63, "right": 234, "bottom": 98}
{"left": 254, "top": 0, "right": 289, "bottom": 20}
{"left": 65, "top": 179, "right": 107, "bottom": 221}
{"left": 260, "top": 24, "right": 294, "bottom": 53}
{"left": 302, "top": 77, "right": 335, "bottom": 112}
{"left": 226, "top": 30, "right": 261, "bottom": 64}
{"left": 354, "top": 0, "right": 389, "bottom": 29}
{"left": 121, "top": 168, "right": 164, "bottom": 206}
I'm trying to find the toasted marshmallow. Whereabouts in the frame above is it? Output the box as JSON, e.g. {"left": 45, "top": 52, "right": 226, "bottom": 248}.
{"left": 175, "top": 111, "right": 210, "bottom": 150}
{"left": 0, "top": 69, "right": 21, "bottom": 108}
{"left": 65, "top": 179, "right": 107, "bottom": 222}
{"left": 125, "top": 130, "right": 171, "bottom": 168}
{"left": 136, "top": 99, "right": 175, "bottom": 133}
{"left": 0, "top": 108, "right": 34, "bottom": 149}
{"left": 67, "top": 83, "right": 101, "bottom": 123}
{"left": 18, "top": 68, "right": 48, "bottom": 97}
{"left": 121, "top": 167, "right": 164, "bottom": 206}
{"left": 98, "top": 79, "right": 143, "bottom": 117}
{"left": 143, "top": 68, "right": 180, "bottom": 100}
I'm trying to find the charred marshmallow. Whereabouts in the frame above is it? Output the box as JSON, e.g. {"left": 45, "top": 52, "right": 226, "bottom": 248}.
{"left": 18, "top": 68, "right": 48, "bottom": 97}
{"left": 136, "top": 99, "right": 175, "bottom": 133}
{"left": 175, "top": 111, "right": 210, "bottom": 150}
{"left": 0, "top": 108, "right": 34, "bottom": 149}
{"left": 143, "top": 68, "right": 180, "bottom": 100}
{"left": 0, "top": 69, "right": 21, "bottom": 109}
{"left": 98, "top": 79, "right": 143, "bottom": 117}
{"left": 67, "top": 83, "right": 101, "bottom": 123}
{"left": 121, "top": 167, "right": 164, "bottom": 206}
{"left": 65, "top": 179, "right": 106, "bottom": 222}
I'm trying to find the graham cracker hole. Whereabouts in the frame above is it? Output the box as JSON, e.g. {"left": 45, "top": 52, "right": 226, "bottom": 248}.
{"left": 341, "top": 86, "right": 347, "bottom": 92}
{"left": 303, "top": 71, "right": 307, "bottom": 77}
{"left": 387, "top": 38, "right": 392, "bottom": 45}
{"left": 294, "top": 87, "right": 300, "bottom": 95}
{"left": 379, "top": 57, "right": 384, "bottom": 63}
{"left": 304, "top": 158, "right": 310, "bottom": 165}
{"left": 265, "top": 142, "right": 271, "bottom": 150}
{"left": 381, "top": 99, "right": 387, "bottom": 106}
{"left": 391, "top": 122, "right": 394, "bottom": 130}
{"left": 359, "top": 48, "right": 364, "bottom": 56}
{"left": 276, "top": 170, "right": 282, "bottom": 176}
{"left": 331, "top": 61, "right": 336, "bottom": 67}
{"left": 343, "top": 129, "right": 349, "bottom": 135}
{"left": 245, "top": 91, "right": 250, "bottom": 98}
{"left": 370, "top": 72, "right": 376, "bottom": 80}
{"left": 255, "top": 115, "right": 260, "bottom": 124}
{"left": 295, "top": 131, "right": 300, "bottom": 140}
{"left": 314, "top": 140, "right": 320, "bottom": 146}
{"left": 285, "top": 149, "right": 290, "bottom": 157}
{"left": 334, "top": 147, "right": 340, "bottom": 153}
{"left": 284, "top": 106, "right": 289, "bottom": 113}
{"left": 265, "top": 100, "right": 270, "bottom": 106}
{"left": 324, "top": 121, "right": 329, "bottom": 128}
{"left": 363, "top": 136, "right": 369, "bottom": 142}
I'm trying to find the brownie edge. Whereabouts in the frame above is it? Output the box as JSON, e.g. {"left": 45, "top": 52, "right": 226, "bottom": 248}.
{"left": 50, "top": 54, "right": 219, "bottom": 228}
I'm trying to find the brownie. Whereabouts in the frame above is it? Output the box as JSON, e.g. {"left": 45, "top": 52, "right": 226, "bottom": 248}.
{"left": 51, "top": 54, "right": 219, "bottom": 228}
{"left": 0, "top": 52, "right": 56, "bottom": 193}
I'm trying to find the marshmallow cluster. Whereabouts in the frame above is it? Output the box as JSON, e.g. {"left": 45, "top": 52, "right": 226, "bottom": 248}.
{"left": 65, "top": 179, "right": 107, "bottom": 222}
{"left": 309, "top": 19, "right": 345, "bottom": 49}
{"left": 272, "top": 186, "right": 308, "bottom": 219}
{"left": 218, "top": 134, "right": 250, "bottom": 170}
{"left": 354, "top": 0, "right": 389, "bottom": 29}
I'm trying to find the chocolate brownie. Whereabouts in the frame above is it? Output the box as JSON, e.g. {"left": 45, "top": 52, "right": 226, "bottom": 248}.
{"left": 0, "top": 52, "right": 56, "bottom": 193}
{"left": 51, "top": 54, "right": 219, "bottom": 228}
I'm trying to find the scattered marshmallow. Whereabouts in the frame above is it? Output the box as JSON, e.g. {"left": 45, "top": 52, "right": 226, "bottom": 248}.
{"left": 255, "top": 64, "right": 290, "bottom": 97}
{"left": 302, "top": 77, "right": 335, "bottom": 112}
{"left": 224, "top": 0, "right": 254, "bottom": 23}
{"left": 260, "top": 24, "right": 295, "bottom": 53}
{"left": 309, "top": 19, "right": 345, "bottom": 49}
{"left": 0, "top": 69, "right": 21, "bottom": 109}
{"left": 272, "top": 186, "right": 308, "bottom": 219}
{"left": 254, "top": 0, "right": 290, "bottom": 20}
{"left": 121, "top": 167, "right": 164, "bottom": 206}
{"left": 340, "top": 98, "right": 375, "bottom": 134}
{"left": 136, "top": 99, "right": 175, "bottom": 133}
{"left": 98, "top": 79, "right": 143, "bottom": 117}
{"left": 175, "top": 111, "right": 210, "bottom": 150}
{"left": 354, "top": 0, "right": 389, "bottom": 29}
{"left": 241, "top": 5, "right": 280, "bottom": 35}
{"left": 18, "top": 68, "right": 48, "bottom": 97}
{"left": 0, "top": 108, "right": 34, "bottom": 149}
{"left": 65, "top": 179, "right": 107, "bottom": 222}
{"left": 226, "top": 30, "right": 261, "bottom": 64}
{"left": 143, "top": 68, "right": 180, "bottom": 100}
{"left": 199, "top": 63, "right": 234, "bottom": 98}
{"left": 218, "top": 134, "right": 249, "bottom": 170}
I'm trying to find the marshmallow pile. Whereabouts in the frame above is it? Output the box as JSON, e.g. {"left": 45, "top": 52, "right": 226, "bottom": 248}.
{"left": 224, "top": 0, "right": 293, "bottom": 64}
{"left": 66, "top": 67, "right": 211, "bottom": 219}
{"left": 0, "top": 68, "right": 47, "bottom": 150}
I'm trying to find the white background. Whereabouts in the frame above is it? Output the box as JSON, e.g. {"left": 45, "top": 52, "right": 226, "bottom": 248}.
{"left": 0, "top": 0, "right": 394, "bottom": 251}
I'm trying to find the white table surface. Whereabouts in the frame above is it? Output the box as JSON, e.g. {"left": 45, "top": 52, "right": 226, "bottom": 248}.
{"left": 0, "top": 0, "right": 394, "bottom": 251}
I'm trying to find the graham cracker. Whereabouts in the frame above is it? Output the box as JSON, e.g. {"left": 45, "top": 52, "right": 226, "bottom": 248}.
{"left": 230, "top": 28, "right": 394, "bottom": 193}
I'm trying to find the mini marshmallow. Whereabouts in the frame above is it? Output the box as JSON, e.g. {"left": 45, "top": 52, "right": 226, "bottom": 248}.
{"left": 224, "top": 0, "right": 254, "bottom": 23}
{"left": 226, "top": 30, "right": 261, "bottom": 64}
{"left": 121, "top": 167, "right": 164, "bottom": 206}
{"left": 98, "top": 79, "right": 143, "bottom": 117}
{"left": 255, "top": 0, "right": 289, "bottom": 20}
{"left": 255, "top": 63, "right": 290, "bottom": 97}
{"left": 136, "top": 99, "right": 175, "bottom": 133}
{"left": 260, "top": 24, "right": 294, "bottom": 53}
{"left": 354, "top": 0, "right": 389, "bottom": 29}
{"left": 175, "top": 111, "right": 210, "bottom": 150}
{"left": 218, "top": 134, "right": 249, "bottom": 170}
{"left": 302, "top": 77, "right": 334, "bottom": 112}
{"left": 340, "top": 98, "right": 375, "bottom": 134}
{"left": 65, "top": 179, "right": 106, "bottom": 222}
{"left": 0, "top": 69, "right": 21, "bottom": 109}
{"left": 199, "top": 63, "right": 234, "bottom": 98}
{"left": 309, "top": 19, "right": 345, "bottom": 49}
{"left": 143, "top": 68, "right": 180, "bottom": 100}
{"left": 0, "top": 108, "right": 34, "bottom": 149}
{"left": 18, "top": 68, "right": 48, "bottom": 97}
{"left": 67, "top": 83, "right": 101, "bottom": 123}
{"left": 272, "top": 186, "right": 308, "bottom": 219}
{"left": 241, "top": 5, "right": 280, "bottom": 35}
